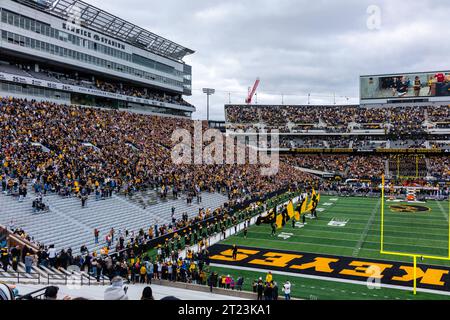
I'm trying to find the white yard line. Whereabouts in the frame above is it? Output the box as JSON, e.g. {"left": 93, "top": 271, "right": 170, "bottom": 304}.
{"left": 436, "top": 200, "right": 449, "bottom": 223}
{"left": 353, "top": 199, "right": 381, "bottom": 257}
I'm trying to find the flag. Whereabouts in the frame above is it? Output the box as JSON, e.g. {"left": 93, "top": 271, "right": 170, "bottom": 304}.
{"left": 256, "top": 208, "right": 276, "bottom": 226}
{"left": 276, "top": 211, "right": 284, "bottom": 229}
{"left": 294, "top": 196, "right": 307, "bottom": 220}
{"left": 282, "top": 205, "right": 290, "bottom": 225}
{"left": 287, "top": 200, "right": 295, "bottom": 219}
{"left": 311, "top": 189, "right": 317, "bottom": 200}
{"left": 301, "top": 195, "right": 308, "bottom": 213}
{"left": 294, "top": 199, "right": 303, "bottom": 221}
{"left": 275, "top": 204, "right": 289, "bottom": 229}
{"left": 306, "top": 199, "right": 314, "bottom": 213}
{"left": 306, "top": 192, "right": 321, "bottom": 213}
{"left": 305, "top": 189, "right": 318, "bottom": 212}
{"left": 312, "top": 191, "right": 319, "bottom": 209}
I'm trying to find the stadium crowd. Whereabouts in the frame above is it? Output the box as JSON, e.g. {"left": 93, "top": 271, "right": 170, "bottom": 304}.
{"left": 282, "top": 155, "right": 386, "bottom": 179}
{"left": 2, "top": 63, "right": 192, "bottom": 107}
{"left": 1, "top": 190, "right": 294, "bottom": 300}
{"left": 0, "top": 97, "right": 317, "bottom": 209}
{"left": 428, "top": 105, "right": 450, "bottom": 122}
{"left": 429, "top": 156, "right": 450, "bottom": 180}
{"left": 0, "top": 97, "right": 448, "bottom": 301}
{"left": 225, "top": 105, "right": 448, "bottom": 135}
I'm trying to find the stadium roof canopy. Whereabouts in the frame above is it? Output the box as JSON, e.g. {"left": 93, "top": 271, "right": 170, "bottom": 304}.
{"left": 14, "top": 0, "right": 195, "bottom": 62}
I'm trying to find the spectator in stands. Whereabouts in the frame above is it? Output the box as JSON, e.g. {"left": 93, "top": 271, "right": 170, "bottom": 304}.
{"left": 0, "top": 283, "right": 15, "bottom": 300}
{"left": 48, "top": 245, "right": 57, "bottom": 268}
{"left": 141, "top": 286, "right": 154, "bottom": 300}
{"left": 24, "top": 253, "right": 33, "bottom": 274}
{"left": 94, "top": 229, "right": 100, "bottom": 244}
{"left": 44, "top": 286, "right": 59, "bottom": 300}
{"left": 1, "top": 246, "right": 10, "bottom": 272}
{"left": 104, "top": 276, "right": 129, "bottom": 300}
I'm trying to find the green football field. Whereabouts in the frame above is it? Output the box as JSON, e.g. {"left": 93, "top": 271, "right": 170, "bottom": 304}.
{"left": 211, "top": 195, "right": 450, "bottom": 300}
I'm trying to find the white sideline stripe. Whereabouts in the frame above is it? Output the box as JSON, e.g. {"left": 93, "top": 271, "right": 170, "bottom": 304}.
{"left": 210, "top": 263, "right": 450, "bottom": 297}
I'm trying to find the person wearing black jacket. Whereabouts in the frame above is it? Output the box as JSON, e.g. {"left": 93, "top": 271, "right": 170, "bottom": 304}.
{"left": 96, "top": 261, "right": 103, "bottom": 282}
{"left": 257, "top": 280, "right": 264, "bottom": 300}
{"left": 10, "top": 246, "right": 20, "bottom": 272}
{"left": 272, "top": 282, "right": 279, "bottom": 300}
{"left": 271, "top": 223, "right": 277, "bottom": 237}
{"left": 207, "top": 273, "right": 214, "bottom": 292}
{"left": 264, "top": 282, "right": 273, "bottom": 301}
{"left": 232, "top": 245, "right": 238, "bottom": 261}
{"left": 0, "top": 247, "right": 9, "bottom": 271}
{"left": 18, "top": 184, "right": 27, "bottom": 202}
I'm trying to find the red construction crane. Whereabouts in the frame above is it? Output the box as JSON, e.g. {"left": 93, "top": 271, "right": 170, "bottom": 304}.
{"left": 245, "top": 78, "right": 260, "bottom": 104}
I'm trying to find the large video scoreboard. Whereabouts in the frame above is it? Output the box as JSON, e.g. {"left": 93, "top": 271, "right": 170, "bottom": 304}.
{"left": 360, "top": 71, "right": 450, "bottom": 105}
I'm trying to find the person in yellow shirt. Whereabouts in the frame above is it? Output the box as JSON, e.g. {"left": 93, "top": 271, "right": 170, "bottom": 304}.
{"left": 221, "top": 276, "right": 226, "bottom": 288}
{"left": 265, "top": 271, "right": 273, "bottom": 284}
{"left": 187, "top": 250, "right": 193, "bottom": 261}
{"left": 140, "top": 265, "right": 147, "bottom": 284}
{"left": 189, "top": 262, "right": 196, "bottom": 274}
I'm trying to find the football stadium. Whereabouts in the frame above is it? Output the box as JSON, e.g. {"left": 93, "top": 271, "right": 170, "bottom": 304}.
{"left": 0, "top": 0, "right": 449, "bottom": 306}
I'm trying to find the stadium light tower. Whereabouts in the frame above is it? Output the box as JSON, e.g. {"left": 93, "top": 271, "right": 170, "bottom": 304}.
{"left": 202, "top": 88, "right": 215, "bottom": 122}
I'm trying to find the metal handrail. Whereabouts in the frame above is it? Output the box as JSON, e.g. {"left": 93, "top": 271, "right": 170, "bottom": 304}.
{"left": 0, "top": 271, "right": 41, "bottom": 284}
{"left": 16, "top": 286, "right": 51, "bottom": 300}
{"left": 0, "top": 268, "right": 108, "bottom": 287}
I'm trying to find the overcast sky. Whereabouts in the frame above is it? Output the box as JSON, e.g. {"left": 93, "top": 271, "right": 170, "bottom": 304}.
{"left": 85, "top": 0, "right": 450, "bottom": 120}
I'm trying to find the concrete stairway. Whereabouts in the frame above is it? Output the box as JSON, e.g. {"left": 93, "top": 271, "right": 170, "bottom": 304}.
{"left": 0, "top": 262, "right": 108, "bottom": 286}
{"left": 0, "top": 186, "right": 228, "bottom": 253}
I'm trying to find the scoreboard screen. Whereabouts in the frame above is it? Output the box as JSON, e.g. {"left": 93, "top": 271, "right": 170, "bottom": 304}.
{"left": 360, "top": 71, "right": 450, "bottom": 102}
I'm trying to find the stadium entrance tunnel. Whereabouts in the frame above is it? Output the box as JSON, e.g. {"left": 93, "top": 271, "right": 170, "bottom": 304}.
{"left": 208, "top": 244, "right": 450, "bottom": 293}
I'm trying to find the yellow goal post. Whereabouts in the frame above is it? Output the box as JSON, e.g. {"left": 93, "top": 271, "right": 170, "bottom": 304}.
{"left": 380, "top": 174, "right": 450, "bottom": 295}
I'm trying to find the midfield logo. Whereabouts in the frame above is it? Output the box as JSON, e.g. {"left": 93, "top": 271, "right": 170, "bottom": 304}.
{"left": 390, "top": 204, "right": 431, "bottom": 213}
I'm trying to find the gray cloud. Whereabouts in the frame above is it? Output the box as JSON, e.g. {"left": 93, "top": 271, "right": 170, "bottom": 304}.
{"left": 85, "top": 0, "right": 450, "bottom": 120}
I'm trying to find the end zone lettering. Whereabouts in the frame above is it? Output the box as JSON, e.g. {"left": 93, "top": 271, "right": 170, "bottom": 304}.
{"left": 209, "top": 244, "right": 450, "bottom": 292}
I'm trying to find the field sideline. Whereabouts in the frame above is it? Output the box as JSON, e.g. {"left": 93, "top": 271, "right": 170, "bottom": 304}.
{"left": 209, "top": 195, "right": 450, "bottom": 300}
{"left": 223, "top": 195, "right": 450, "bottom": 266}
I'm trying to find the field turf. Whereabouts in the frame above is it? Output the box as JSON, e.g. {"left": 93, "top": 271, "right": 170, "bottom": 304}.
{"left": 212, "top": 195, "right": 450, "bottom": 300}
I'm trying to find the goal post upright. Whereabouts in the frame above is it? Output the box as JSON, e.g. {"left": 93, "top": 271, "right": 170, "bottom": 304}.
{"left": 379, "top": 173, "right": 450, "bottom": 296}
{"left": 413, "top": 255, "right": 417, "bottom": 295}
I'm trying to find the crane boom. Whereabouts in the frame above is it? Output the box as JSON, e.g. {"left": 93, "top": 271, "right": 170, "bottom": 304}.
{"left": 245, "top": 78, "right": 260, "bottom": 104}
